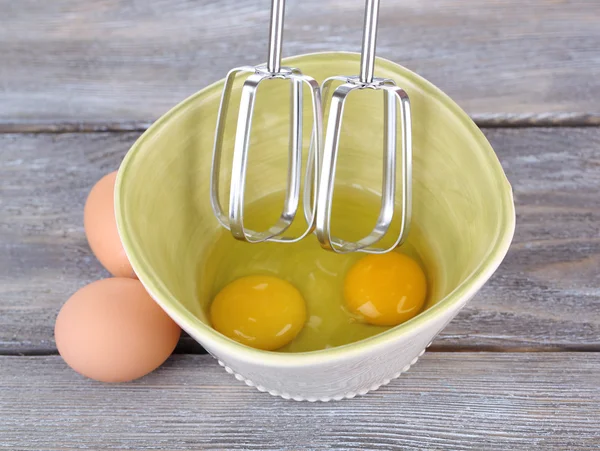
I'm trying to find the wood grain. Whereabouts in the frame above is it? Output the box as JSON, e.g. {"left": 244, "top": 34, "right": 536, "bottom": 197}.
{"left": 1, "top": 128, "right": 599, "bottom": 353}
{"left": 0, "top": 353, "right": 598, "bottom": 450}
{"left": 1, "top": 0, "right": 599, "bottom": 125}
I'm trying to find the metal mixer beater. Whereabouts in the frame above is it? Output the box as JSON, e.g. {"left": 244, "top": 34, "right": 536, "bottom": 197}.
{"left": 211, "top": 0, "right": 412, "bottom": 253}
{"left": 316, "top": 0, "right": 412, "bottom": 253}
{"left": 210, "top": 0, "right": 322, "bottom": 244}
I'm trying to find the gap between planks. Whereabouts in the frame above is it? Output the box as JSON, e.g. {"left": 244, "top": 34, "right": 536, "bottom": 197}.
{"left": 3, "top": 342, "right": 600, "bottom": 357}
{"left": 0, "top": 113, "right": 599, "bottom": 134}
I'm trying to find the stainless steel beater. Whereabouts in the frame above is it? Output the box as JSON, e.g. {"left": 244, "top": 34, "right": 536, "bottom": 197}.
{"left": 212, "top": 0, "right": 411, "bottom": 254}
{"left": 315, "top": 0, "right": 412, "bottom": 254}
{"left": 211, "top": 0, "right": 322, "bottom": 244}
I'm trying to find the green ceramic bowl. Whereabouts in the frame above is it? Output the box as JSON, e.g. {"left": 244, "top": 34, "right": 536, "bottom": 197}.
{"left": 115, "top": 52, "right": 515, "bottom": 401}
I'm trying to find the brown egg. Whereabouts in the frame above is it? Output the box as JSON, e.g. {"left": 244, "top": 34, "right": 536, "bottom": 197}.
{"left": 84, "top": 171, "right": 135, "bottom": 278}
{"left": 55, "top": 278, "right": 181, "bottom": 382}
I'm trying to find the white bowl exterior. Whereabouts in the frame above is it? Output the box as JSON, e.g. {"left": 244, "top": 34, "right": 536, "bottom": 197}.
{"left": 186, "top": 294, "right": 469, "bottom": 401}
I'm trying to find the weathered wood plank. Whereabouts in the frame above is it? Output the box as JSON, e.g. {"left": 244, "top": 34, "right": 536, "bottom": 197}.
{"left": 1, "top": 128, "right": 598, "bottom": 353}
{"left": 1, "top": 0, "right": 599, "bottom": 125}
{"left": 443, "top": 127, "right": 600, "bottom": 351}
{"left": 0, "top": 353, "right": 598, "bottom": 450}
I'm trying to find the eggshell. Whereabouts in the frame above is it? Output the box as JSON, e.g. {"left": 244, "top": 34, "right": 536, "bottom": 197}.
{"left": 55, "top": 278, "right": 181, "bottom": 382}
{"left": 84, "top": 171, "right": 135, "bottom": 278}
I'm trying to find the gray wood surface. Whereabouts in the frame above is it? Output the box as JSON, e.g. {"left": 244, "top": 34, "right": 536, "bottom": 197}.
{"left": 2, "top": 128, "right": 599, "bottom": 354}
{"left": 1, "top": 1, "right": 599, "bottom": 448}
{"left": 1, "top": 0, "right": 599, "bottom": 126}
{"left": 1, "top": 353, "right": 599, "bottom": 450}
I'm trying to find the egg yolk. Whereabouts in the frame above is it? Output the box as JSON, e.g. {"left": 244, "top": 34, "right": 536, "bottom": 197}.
{"left": 210, "top": 275, "right": 307, "bottom": 351}
{"left": 344, "top": 252, "right": 427, "bottom": 326}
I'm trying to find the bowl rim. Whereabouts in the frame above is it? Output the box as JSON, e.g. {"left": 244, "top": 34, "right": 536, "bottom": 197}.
{"left": 115, "top": 51, "right": 516, "bottom": 367}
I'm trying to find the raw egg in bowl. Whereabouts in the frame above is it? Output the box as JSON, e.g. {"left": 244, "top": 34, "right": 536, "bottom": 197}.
{"left": 115, "top": 52, "right": 515, "bottom": 401}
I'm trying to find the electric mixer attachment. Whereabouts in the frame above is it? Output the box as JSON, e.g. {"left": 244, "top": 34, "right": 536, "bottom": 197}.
{"left": 211, "top": 0, "right": 412, "bottom": 253}
{"left": 316, "top": 0, "right": 412, "bottom": 254}
{"left": 210, "top": 0, "right": 322, "bottom": 244}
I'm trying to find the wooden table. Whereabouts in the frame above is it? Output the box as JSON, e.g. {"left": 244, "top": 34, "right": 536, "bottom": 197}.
{"left": 1, "top": 1, "right": 599, "bottom": 449}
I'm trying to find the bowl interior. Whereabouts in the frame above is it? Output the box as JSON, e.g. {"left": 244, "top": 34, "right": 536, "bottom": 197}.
{"left": 116, "top": 52, "right": 514, "bottom": 358}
